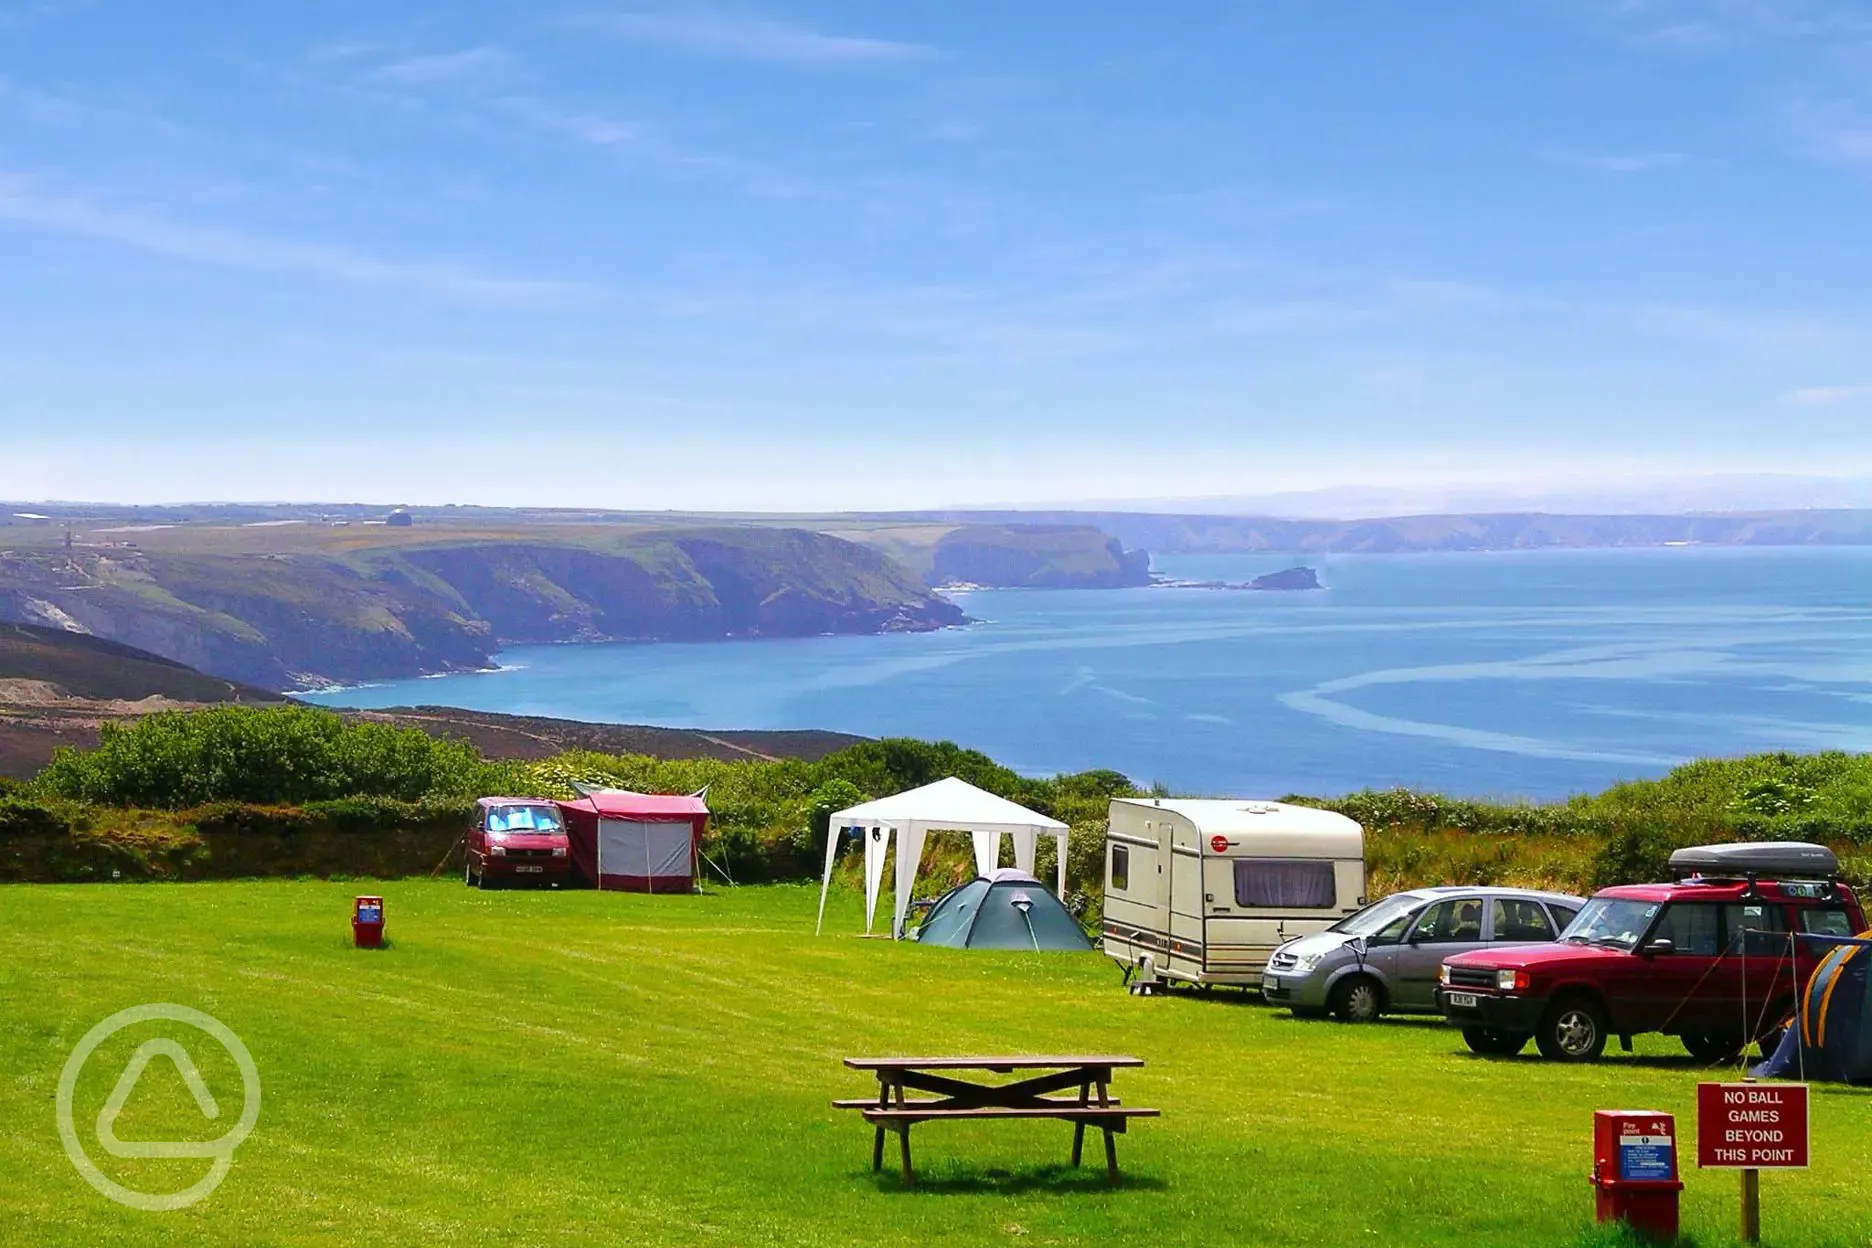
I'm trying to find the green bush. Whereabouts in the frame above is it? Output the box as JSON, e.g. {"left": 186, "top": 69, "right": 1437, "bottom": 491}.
{"left": 33, "top": 705, "right": 496, "bottom": 808}
{"left": 0, "top": 794, "right": 71, "bottom": 839}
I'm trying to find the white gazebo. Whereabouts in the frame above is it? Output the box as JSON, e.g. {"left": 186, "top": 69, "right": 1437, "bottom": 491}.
{"left": 815, "top": 776, "right": 1071, "bottom": 939}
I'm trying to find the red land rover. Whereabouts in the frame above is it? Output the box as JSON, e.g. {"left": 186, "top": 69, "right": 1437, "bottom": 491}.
{"left": 1438, "top": 843, "right": 1862, "bottom": 1062}
{"left": 465, "top": 797, "right": 571, "bottom": 889}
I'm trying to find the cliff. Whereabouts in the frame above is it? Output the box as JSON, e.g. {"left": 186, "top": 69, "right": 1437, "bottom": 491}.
{"left": 928, "top": 524, "right": 1153, "bottom": 588}
{"left": 0, "top": 528, "right": 962, "bottom": 690}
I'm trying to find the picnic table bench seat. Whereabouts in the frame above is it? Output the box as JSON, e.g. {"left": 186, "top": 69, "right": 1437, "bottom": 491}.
{"left": 835, "top": 1055, "right": 1157, "bottom": 1186}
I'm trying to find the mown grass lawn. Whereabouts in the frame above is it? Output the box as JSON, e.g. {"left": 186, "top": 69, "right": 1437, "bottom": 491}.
{"left": 2, "top": 881, "right": 1868, "bottom": 1248}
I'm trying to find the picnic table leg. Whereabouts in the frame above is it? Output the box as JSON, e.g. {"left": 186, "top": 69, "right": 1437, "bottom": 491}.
{"left": 1070, "top": 1078, "right": 1089, "bottom": 1166}
{"left": 872, "top": 1074, "right": 890, "bottom": 1171}
{"left": 1103, "top": 1125, "right": 1119, "bottom": 1186}
{"left": 898, "top": 1123, "right": 915, "bottom": 1188}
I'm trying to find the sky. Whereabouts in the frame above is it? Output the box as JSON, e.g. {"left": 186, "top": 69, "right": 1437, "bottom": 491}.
{"left": 2, "top": 0, "right": 1871, "bottom": 510}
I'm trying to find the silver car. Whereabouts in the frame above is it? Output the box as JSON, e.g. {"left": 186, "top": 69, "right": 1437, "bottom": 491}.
{"left": 1260, "top": 886, "right": 1585, "bottom": 1022}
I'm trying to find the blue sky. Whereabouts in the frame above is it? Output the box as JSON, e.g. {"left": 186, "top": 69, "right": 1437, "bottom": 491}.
{"left": 2, "top": 1, "right": 1870, "bottom": 509}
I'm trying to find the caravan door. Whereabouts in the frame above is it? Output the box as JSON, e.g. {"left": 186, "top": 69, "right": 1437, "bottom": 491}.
{"left": 1167, "top": 833, "right": 1205, "bottom": 979}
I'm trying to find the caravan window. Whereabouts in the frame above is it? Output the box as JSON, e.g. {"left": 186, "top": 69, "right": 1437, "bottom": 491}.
{"left": 1110, "top": 844, "right": 1130, "bottom": 892}
{"left": 1233, "top": 859, "right": 1336, "bottom": 909}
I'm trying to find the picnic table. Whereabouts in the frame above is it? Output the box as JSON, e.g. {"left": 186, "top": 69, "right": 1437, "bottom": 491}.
{"left": 834, "top": 1055, "right": 1158, "bottom": 1186}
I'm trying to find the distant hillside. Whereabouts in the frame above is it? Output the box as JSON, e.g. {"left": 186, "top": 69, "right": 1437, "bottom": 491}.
{"left": 0, "top": 624, "right": 868, "bottom": 778}
{"left": 882, "top": 509, "right": 1872, "bottom": 554}
{"left": 0, "top": 622, "right": 281, "bottom": 704}
{"left": 927, "top": 524, "right": 1152, "bottom": 588}
{"left": 0, "top": 527, "right": 962, "bottom": 689}
{"left": 347, "top": 706, "right": 864, "bottom": 764}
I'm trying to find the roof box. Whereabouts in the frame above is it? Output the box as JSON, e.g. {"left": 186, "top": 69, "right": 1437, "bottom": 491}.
{"left": 1668, "top": 842, "right": 1839, "bottom": 880}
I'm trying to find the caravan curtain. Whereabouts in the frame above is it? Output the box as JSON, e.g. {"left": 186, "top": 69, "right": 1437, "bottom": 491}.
{"left": 1233, "top": 858, "right": 1336, "bottom": 908}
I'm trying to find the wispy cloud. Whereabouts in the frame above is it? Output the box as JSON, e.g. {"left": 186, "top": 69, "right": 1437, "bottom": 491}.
{"left": 1786, "top": 98, "right": 1872, "bottom": 165}
{"left": 0, "top": 174, "right": 587, "bottom": 308}
{"left": 580, "top": 10, "right": 937, "bottom": 66}
{"left": 1588, "top": 0, "right": 1872, "bottom": 49}
{"left": 1782, "top": 382, "right": 1872, "bottom": 405}
{"left": 372, "top": 46, "right": 510, "bottom": 86}
{"left": 1630, "top": 302, "right": 1866, "bottom": 360}
{"left": 1556, "top": 150, "right": 1687, "bottom": 173}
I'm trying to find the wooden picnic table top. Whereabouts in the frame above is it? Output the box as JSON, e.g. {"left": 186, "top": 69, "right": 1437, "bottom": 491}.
{"left": 843, "top": 1055, "right": 1144, "bottom": 1072}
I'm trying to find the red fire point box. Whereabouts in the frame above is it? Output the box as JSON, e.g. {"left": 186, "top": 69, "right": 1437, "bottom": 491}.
{"left": 1591, "top": 1110, "right": 1683, "bottom": 1242}
{"left": 353, "top": 895, "right": 385, "bottom": 949}
{"left": 1696, "top": 1083, "right": 1809, "bottom": 1170}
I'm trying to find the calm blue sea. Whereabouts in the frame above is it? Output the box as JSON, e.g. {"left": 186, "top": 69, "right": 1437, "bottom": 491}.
{"left": 301, "top": 548, "right": 1872, "bottom": 800}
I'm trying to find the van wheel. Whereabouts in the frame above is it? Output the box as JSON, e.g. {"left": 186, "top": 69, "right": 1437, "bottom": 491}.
{"left": 1463, "top": 1027, "right": 1530, "bottom": 1056}
{"left": 1682, "top": 1033, "right": 1744, "bottom": 1063}
{"left": 1328, "top": 975, "right": 1384, "bottom": 1023}
{"left": 1535, "top": 997, "right": 1608, "bottom": 1061}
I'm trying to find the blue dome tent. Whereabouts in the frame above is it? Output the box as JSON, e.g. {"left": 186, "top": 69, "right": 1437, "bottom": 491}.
{"left": 1752, "top": 930, "right": 1872, "bottom": 1085}
{"left": 915, "top": 869, "right": 1094, "bottom": 952}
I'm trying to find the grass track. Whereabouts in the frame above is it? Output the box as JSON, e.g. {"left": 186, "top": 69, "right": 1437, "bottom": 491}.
{"left": 3, "top": 881, "right": 1869, "bottom": 1247}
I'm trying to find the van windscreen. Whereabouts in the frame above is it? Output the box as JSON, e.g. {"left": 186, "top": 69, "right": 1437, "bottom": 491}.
{"left": 1234, "top": 859, "right": 1336, "bottom": 908}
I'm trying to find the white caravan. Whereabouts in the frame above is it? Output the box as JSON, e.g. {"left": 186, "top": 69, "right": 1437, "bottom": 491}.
{"left": 1101, "top": 798, "right": 1366, "bottom": 991}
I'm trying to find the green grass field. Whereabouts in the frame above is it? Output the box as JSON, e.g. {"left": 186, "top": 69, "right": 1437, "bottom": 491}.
{"left": 4, "top": 881, "right": 1869, "bottom": 1247}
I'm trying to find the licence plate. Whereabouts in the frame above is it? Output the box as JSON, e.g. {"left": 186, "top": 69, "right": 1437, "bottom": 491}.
{"left": 1446, "top": 992, "right": 1479, "bottom": 1009}
{"left": 515, "top": 864, "right": 545, "bottom": 874}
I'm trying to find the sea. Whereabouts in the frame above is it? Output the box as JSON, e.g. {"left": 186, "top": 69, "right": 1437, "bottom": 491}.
{"left": 299, "top": 548, "right": 1872, "bottom": 801}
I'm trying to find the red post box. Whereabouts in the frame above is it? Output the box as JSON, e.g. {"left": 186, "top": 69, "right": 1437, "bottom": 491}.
{"left": 353, "top": 895, "right": 385, "bottom": 949}
{"left": 1591, "top": 1109, "right": 1683, "bottom": 1243}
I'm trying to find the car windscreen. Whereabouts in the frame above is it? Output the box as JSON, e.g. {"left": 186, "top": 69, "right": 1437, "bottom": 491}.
{"left": 1330, "top": 893, "right": 1422, "bottom": 937}
{"left": 486, "top": 805, "right": 563, "bottom": 833}
{"left": 1559, "top": 897, "right": 1660, "bottom": 951}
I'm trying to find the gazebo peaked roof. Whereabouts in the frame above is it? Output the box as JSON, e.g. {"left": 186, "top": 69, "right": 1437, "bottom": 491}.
{"left": 815, "top": 776, "right": 1070, "bottom": 939}
{"left": 831, "top": 777, "right": 1068, "bottom": 835}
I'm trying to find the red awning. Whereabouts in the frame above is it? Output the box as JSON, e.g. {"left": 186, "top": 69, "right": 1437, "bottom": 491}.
{"left": 562, "top": 790, "right": 709, "bottom": 820}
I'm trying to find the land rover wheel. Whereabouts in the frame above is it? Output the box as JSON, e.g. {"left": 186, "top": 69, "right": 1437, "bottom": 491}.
{"left": 1535, "top": 997, "right": 1607, "bottom": 1061}
{"left": 1462, "top": 1026, "right": 1530, "bottom": 1056}
{"left": 1328, "top": 975, "right": 1384, "bottom": 1023}
{"left": 1682, "top": 1033, "right": 1744, "bottom": 1063}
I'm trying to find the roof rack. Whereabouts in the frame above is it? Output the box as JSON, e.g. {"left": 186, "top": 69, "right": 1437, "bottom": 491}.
{"left": 1667, "top": 842, "right": 1840, "bottom": 884}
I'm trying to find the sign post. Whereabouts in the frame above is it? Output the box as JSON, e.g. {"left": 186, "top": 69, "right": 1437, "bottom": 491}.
{"left": 1696, "top": 1081, "right": 1809, "bottom": 1245}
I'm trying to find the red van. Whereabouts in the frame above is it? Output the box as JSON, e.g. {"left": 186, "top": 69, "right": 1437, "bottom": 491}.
{"left": 465, "top": 798, "right": 571, "bottom": 889}
{"left": 1438, "top": 843, "right": 1863, "bottom": 1061}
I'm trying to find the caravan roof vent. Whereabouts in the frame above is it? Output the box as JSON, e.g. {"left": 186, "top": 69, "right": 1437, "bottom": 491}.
{"left": 1667, "top": 842, "right": 1840, "bottom": 881}
{"left": 1239, "top": 802, "right": 1281, "bottom": 815}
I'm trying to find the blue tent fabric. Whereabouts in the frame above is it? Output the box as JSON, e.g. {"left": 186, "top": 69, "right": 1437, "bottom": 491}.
{"left": 914, "top": 869, "right": 1093, "bottom": 951}
{"left": 1751, "top": 931, "right": 1872, "bottom": 1084}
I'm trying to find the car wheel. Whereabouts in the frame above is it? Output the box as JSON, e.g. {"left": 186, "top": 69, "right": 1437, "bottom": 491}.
{"left": 1328, "top": 975, "right": 1384, "bottom": 1023}
{"left": 463, "top": 858, "right": 475, "bottom": 887}
{"left": 1463, "top": 1026, "right": 1530, "bottom": 1056}
{"left": 1535, "top": 997, "right": 1608, "bottom": 1061}
{"left": 1682, "top": 1033, "right": 1744, "bottom": 1063}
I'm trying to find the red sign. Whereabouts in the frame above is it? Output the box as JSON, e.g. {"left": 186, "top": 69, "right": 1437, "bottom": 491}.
{"left": 1696, "top": 1082, "right": 1809, "bottom": 1169}
{"left": 1209, "top": 835, "right": 1230, "bottom": 854}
